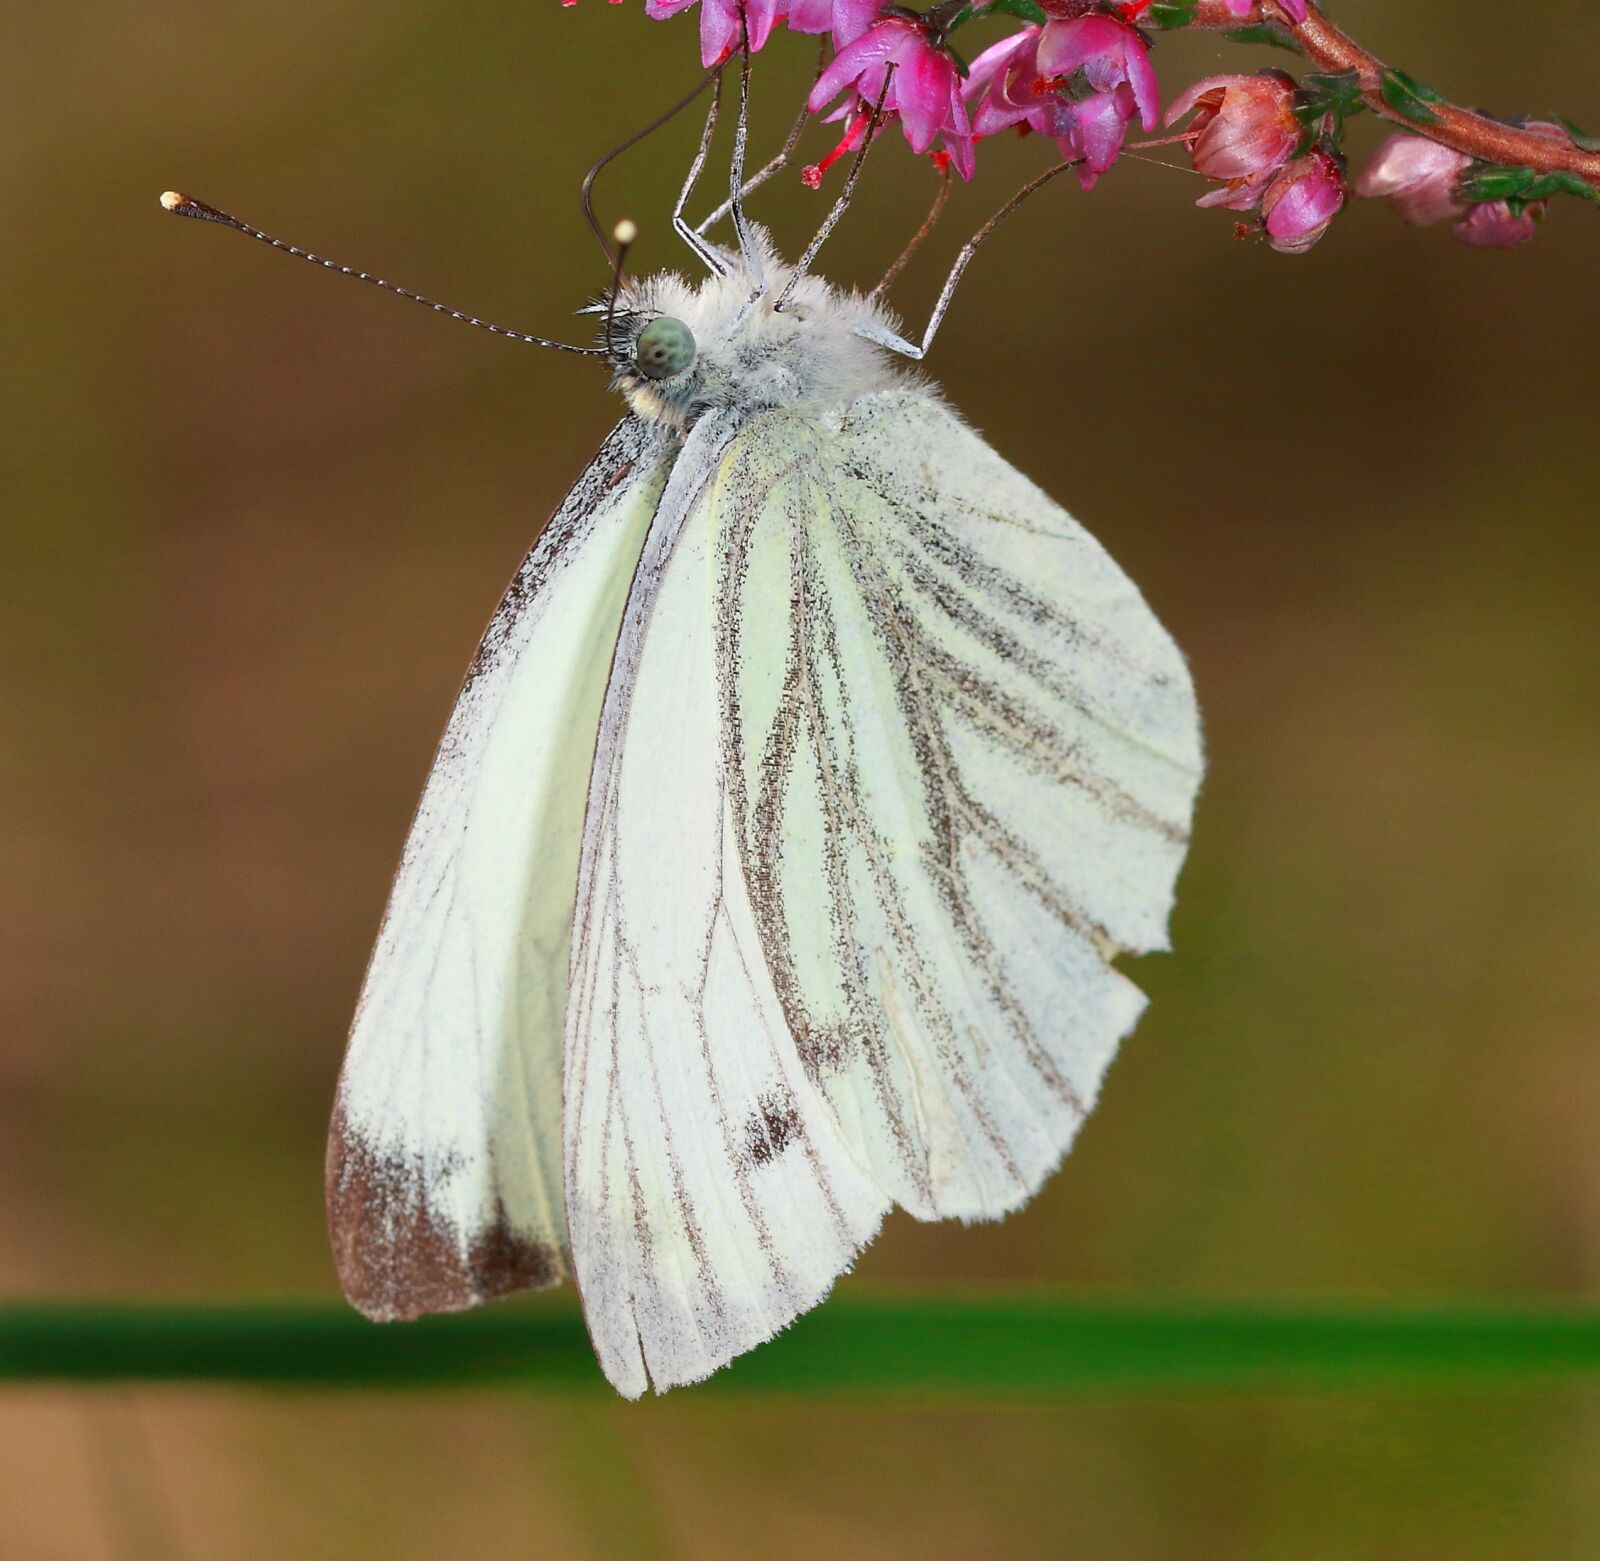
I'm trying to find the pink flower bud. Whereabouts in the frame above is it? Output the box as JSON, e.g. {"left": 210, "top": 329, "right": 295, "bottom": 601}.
{"left": 1451, "top": 200, "right": 1539, "bottom": 248}
{"left": 1354, "top": 133, "right": 1470, "bottom": 227}
{"left": 1260, "top": 148, "right": 1346, "bottom": 253}
{"left": 1164, "top": 72, "right": 1300, "bottom": 182}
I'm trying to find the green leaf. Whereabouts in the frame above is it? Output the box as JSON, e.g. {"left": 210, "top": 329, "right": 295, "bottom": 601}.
{"left": 4, "top": 1295, "right": 1600, "bottom": 1394}
{"left": 1293, "top": 68, "right": 1367, "bottom": 129}
{"left": 1458, "top": 164, "right": 1600, "bottom": 208}
{"left": 1222, "top": 23, "right": 1302, "bottom": 55}
{"left": 1553, "top": 114, "right": 1600, "bottom": 153}
{"left": 1380, "top": 68, "right": 1446, "bottom": 127}
{"left": 1523, "top": 169, "right": 1600, "bottom": 205}
{"left": 1458, "top": 164, "right": 1536, "bottom": 202}
{"left": 1148, "top": 1, "right": 1197, "bottom": 29}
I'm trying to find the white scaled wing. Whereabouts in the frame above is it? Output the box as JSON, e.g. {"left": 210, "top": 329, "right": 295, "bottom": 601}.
{"left": 564, "top": 412, "right": 891, "bottom": 1398}
{"left": 328, "top": 417, "right": 670, "bottom": 1320}
{"left": 564, "top": 392, "right": 1201, "bottom": 1397}
{"left": 718, "top": 391, "right": 1203, "bottom": 1223}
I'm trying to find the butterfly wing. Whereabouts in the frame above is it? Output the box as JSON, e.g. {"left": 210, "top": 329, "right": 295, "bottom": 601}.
{"left": 328, "top": 416, "right": 671, "bottom": 1320}
{"left": 564, "top": 411, "right": 891, "bottom": 1398}
{"left": 721, "top": 390, "right": 1203, "bottom": 1221}
{"left": 565, "top": 391, "right": 1200, "bottom": 1394}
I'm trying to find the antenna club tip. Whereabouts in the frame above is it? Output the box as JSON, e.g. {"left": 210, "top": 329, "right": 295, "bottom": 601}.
{"left": 612, "top": 218, "right": 638, "bottom": 247}
{"left": 160, "top": 190, "right": 186, "bottom": 211}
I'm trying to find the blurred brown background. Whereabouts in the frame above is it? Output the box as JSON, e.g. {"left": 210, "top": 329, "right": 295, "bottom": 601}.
{"left": 2, "top": 1, "right": 1597, "bottom": 1556}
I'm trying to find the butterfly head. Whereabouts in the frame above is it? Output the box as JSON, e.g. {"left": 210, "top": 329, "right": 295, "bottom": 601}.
{"left": 601, "top": 228, "right": 903, "bottom": 434}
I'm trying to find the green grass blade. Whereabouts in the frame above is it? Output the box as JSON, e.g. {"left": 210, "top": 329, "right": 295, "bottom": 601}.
{"left": 3, "top": 1295, "right": 1598, "bottom": 1396}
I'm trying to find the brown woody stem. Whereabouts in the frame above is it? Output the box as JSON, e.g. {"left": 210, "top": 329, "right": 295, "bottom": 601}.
{"left": 1192, "top": 0, "right": 1600, "bottom": 186}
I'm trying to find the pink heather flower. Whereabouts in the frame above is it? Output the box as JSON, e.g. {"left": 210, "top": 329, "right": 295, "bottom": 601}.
{"left": 966, "top": 14, "right": 1158, "bottom": 190}
{"left": 1446, "top": 120, "right": 1566, "bottom": 246}
{"left": 1451, "top": 200, "right": 1539, "bottom": 248}
{"left": 966, "top": 29, "right": 1049, "bottom": 134}
{"left": 1163, "top": 72, "right": 1300, "bottom": 182}
{"left": 645, "top": 0, "right": 784, "bottom": 68}
{"left": 1037, "top": 15, "right": 1160, "bottom": 156}
{"left": 787, "top": 0, "right": 879, "bottom": 48}
{"left": 808, "top": 17, "right": 975, "bottom": 180}
{"left": 1259, "top": 147, "right": 1345, "bottom": 253}
{"left": 1358, "top": 123, "right": 1565, "bottom": 247}
{"left": 1221, "top": 0, "right": 1307, "bottom": 21}
{"left": 1354, "top": 133, "right": 1471, "bottom": 226}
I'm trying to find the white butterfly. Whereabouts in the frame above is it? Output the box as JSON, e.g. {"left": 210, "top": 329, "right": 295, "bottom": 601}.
{"left": 314, "top": 78, "right": 1204, "bottom": 1398}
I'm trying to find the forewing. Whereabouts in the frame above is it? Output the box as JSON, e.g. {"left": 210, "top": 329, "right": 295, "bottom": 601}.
{"left": 719, "top": 392, "right": 1203, "bottom": 1223}
{"left": 564, "top": 414, "right": 891, "bottom": 1398}
{"left": 329, "top": 417, "right": 670, "bottom": 1320}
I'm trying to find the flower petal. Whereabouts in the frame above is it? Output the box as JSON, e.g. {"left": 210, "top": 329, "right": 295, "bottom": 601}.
{"left": 698, "top": 0, "right": 742, "bottom": 66}
{"left": 743, "top": 0, "right": 784, "bottom": 52}
{"left": 943, "top": 131, "right": 976, "bottom": 183}
{"left": 894, "top": 42, "right": 956, "bottom": 154}
{"left": 1164, "top": 74, "right": 1234, "bottom": 129}
{"left": 1036, "top": 16, "right": 1122, "bottom": 80}
{"left": 1124, "top": 32, "right": 1160, "bottom": 129}
{"left": 786, "top": 0, "right": 836, "bottom": 33}
{"left": 807, "top": 19, "right": 904, "bottom": 113}
{"left": 1067, "top": 88, "right": 1133, "bottom": 186}
{"left": 829, "top": 0, "right": 882, "bottom": 47}
{"left": 964, "top": 28, "right": 1036, "bottom": 103}
{"left": 1452, "top": 200, "right": 1538, "bottom": 247}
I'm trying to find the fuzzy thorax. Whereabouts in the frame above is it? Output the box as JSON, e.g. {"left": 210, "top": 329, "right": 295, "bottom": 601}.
{"left": 610, "top": 228, "right": 909, "bottom": 432}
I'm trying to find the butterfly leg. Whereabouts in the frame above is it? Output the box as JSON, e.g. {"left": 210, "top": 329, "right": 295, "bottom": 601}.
{"left": 851, "top": 160, "right": 1075, "bottom": 360}
{"left": 726, "top": 36, "right": 765, "bottom": 289}
{"left": 674, "top": 73, "right": 731, "bottom": 277}
{"left": 773, "top": 70, "right": 895, "bottom": 312}
{"left": 869, "top": 161, "right": 952, "bottom": 303}
{"left": 697, "top": 97, "right": 808, "bottom": 238}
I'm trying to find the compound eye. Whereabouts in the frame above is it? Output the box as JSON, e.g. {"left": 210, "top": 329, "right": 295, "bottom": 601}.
{"left": 635, "top": 316, "right": 696, "bottom": 380}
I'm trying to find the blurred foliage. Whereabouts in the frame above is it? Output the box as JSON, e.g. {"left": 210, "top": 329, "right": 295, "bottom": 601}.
{"left": 2, "top": 0, "right": 1598, "bottom": 1555}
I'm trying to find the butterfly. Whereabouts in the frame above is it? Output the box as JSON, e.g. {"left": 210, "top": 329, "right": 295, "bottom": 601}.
{"left": 166, "top": 65, "right": 1202, "bottom": 1398}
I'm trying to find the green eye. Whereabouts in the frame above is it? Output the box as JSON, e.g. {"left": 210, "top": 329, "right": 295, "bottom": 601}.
{"left": 635, "top": 316, "right": 695, "bottom": 380}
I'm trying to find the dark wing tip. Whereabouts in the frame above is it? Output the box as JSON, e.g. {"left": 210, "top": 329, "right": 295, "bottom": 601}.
{"left": 326, "top": 1102, "right": 564, "bottom": 1322}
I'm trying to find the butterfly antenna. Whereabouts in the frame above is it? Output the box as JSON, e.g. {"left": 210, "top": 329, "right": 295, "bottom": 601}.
{"left": 870, "top": 158, "right": 953, "bottom": 302}
{"left": 582, "top": 67, "right": 719, "bottom": 268}
{"left": 603, "top": 218, "right": 637, "bottom": 357}
{"left": 774, "top": 67, "right": 894, "bottom": 312}
{"left": 159, "top": 192, "right": 608, "bottom": 356}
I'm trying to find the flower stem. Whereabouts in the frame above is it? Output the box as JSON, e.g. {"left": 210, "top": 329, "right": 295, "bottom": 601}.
{"left": 1194, "top": 0, "right": 1600, "bottom": 186}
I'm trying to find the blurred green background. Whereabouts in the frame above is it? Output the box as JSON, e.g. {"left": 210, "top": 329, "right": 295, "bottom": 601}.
{"left": 3, "top": 0, "right": 1598, "bottom": 1555}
